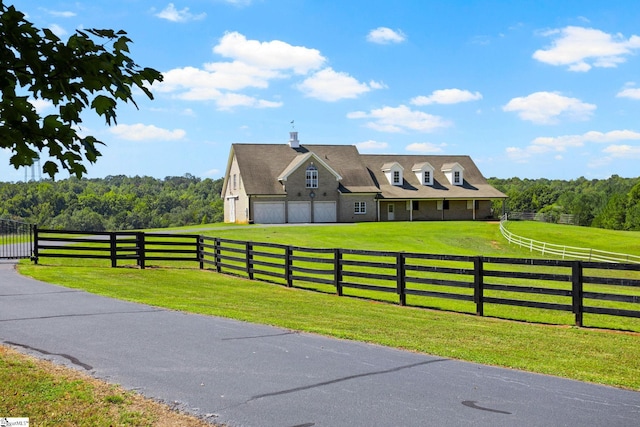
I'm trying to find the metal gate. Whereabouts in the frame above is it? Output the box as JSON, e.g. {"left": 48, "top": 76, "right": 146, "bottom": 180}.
{"left": 0, "top": 219, "right": 35, "bottom": 259}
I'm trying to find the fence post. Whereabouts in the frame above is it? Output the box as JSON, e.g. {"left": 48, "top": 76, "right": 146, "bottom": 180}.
{"left": 572, "top": 260, "right": 584, "bottom": 327}
{"left": 198, "top": 236, "right": 204, "bottom": 270}
{"left": 110, "top": 232, "right": 117, "bottom": 268}
{"left": 285, "top": 246, "right": 293, "bottom": 287}
{"left": 246, "top": 242, "right": 254, "bottom": 280}
{"left": 474, "top": 257, "right": 484, "bottom": 316}
{"left": 214, "top": 238, "right": 221, "bottom": 273}
{"left": 137, "top": 232, "right": 146, "bottom": 270}
{"left": 334, "top": 248, "right": 343, "bottom": 296}
{"left": 396, "top": 253, "right": 406, "bottom": 306}
{"left": 32, "top": 224, "right": 39, "bottom": 264}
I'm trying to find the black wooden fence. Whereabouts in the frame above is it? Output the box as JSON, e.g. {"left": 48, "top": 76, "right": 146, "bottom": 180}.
{"left": 33, "top": 228, "right": 640, "bottom": 328}
{"left": 0, "top": 219, "right": 34, "bottom": 259}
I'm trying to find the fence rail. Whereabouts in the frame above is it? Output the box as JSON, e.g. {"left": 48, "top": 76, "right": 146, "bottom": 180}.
{"left": 32, "top": 228, "right": 640, "bottom": 329}
{"left": 500, "top": 214, "right": 640, "bottom": 264}
{"left": 0, "top": 219, "right": 34, "bottom": 259}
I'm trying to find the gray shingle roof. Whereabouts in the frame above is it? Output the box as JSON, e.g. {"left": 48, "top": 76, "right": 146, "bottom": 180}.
{"left": 360, "top": 154, "right": 507, "bottom": 199}
{"left": 228, "top": 144, "right": 506, "bottom": 199}
{"left": 231, "top": 144, "right": 379, "bottom": 195}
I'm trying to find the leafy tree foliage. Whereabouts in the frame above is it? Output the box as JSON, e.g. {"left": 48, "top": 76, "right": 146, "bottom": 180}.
{"left": 0, "top": 175, "right": 223, "bottom": 231}
{"left": 0, "top": 3, "right": 162, "bottom": 178}
{"left": 489, "top": 175, "right": 640, "bottom": 231}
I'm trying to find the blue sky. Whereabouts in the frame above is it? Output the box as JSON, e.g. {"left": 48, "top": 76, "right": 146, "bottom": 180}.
{"left": 3, "top": 0, "right": 640, "bottom": 182}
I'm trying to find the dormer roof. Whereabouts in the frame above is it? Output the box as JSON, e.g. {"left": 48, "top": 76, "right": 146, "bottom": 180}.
{"left": 441, "top": 162, "right": 465, "bottom": 172}
{"left": 412, "top": 162, "right": 434, "bottom": 172}
{"left": 381, "top": 161, "right": 404, "bottom": 172}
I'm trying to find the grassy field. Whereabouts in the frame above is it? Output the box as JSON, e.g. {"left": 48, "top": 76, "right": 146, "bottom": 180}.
{"left": 502, "top": 220, "right": 640, "bottom": 256}
{"left": 16, "top": 221, "right": 640, "bottom": 393}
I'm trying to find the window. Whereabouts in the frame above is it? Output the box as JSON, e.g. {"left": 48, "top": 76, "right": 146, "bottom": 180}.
{"left": 443, "top": 200, "right": 450, "bottom": 210}
{"left": 233, "top": 174, "right": 237, "bottom": 190}
{"left": 306, "top": 164, "right": 318, "bottom": 188}
{"left": 412, "top": 200, "right": 419, "bottom": 211}
{"left": 393, "top": 170, "right": 401, "bottom": 184}
{"left": 354, "top": 201, "right": 366, "bottom": 214}
{"left": 424, "top": 171, "right": 430, "bottom": 185}
{"left": 454, "top": 171, "right": 461, "bottom": 184}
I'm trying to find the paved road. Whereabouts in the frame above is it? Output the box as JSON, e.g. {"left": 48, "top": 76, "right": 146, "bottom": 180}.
{"left": 1, "top": 260, "right": 639, "bottom": 426}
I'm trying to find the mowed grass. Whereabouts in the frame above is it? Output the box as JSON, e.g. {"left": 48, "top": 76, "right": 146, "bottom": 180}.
{"left": 199, "top": 221, "right": 523, "bottom": 256}
{"left": 17, "top": 221, "right": 640, "bottom": 391}
{"left": 503, "top": 221, "right": 640, "bottom": 257}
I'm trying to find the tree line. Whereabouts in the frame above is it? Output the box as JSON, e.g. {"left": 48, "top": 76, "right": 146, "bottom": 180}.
{"left": 0, "top": 174, "right": 223, "bottom": 231}
{"left": 1, "top": 174, "right": 639, "bottom": 231}
{"left": 488, "top": 175, "right": 640, "bottom": 231}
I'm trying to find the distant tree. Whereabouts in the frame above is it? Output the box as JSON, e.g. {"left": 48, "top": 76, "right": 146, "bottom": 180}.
{"left": 592, "top": 194, "right": 627, "bottom": 230}
{"left": 0, "top": 2, "right": 162, "bottom": 178}
{"left": 624, "top": 182, "right": 640, "bottom": 230}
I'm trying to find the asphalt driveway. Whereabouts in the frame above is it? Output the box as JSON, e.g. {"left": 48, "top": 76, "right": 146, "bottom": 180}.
{"left": 1, "top": 260, "right": 639, "bottom": 426}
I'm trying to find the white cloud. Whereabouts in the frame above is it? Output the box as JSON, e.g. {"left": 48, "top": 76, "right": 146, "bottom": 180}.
{"left": 506, "top": 130, "right": 640, "bottom": 161}
{"left": 367, "top": 27, "right": 406, "bottom": 44}
{"left": 411, "top": 89, "right": 482, "bottom": 106}
{"left": 617, "top": 87, "right": 640, "bottom": 100}
{"left": 29, "top": 98, "right": 53, "bottom": 114}
{"left": 110, "top": 124, "right": 186, "bottom": 141}
{"left": 347, "top": 105, "right": 451, "bottom": 133}
{"left": 157, "top": 32, "right": 362, "bottom": 109}
{"left": 155, "top": 3, "right": 206, "bottom": 22}
{"left": 505, "top": 146, "right": 532, "bottom": 162}
{"left": 215, "top": 93, "right": 282, "bottom": 110}
{"left": 297, "top": 68, "right": 382, "bottom": 102}
{"left": 533, "top": 26, "right": 640, "bottom": 72}
{"left": 356, "top": 140, "right": 388, "bottom": 151}
{"left": 405, "top": 142, "right": 447, "bottom": 153}
{"left": 44, "top": 9, "right": 76, "bottom": 18}
{"left": 48, "top": 24, "right": 67, "bottom": 37}
{"left": 213, "top": 31, "right": 325, "bottom": 74}
{"left": 155, "top": 65, "right": 282, "bottom": 108}
{"left": 602, "top": 145, "right": 640, "bottom": 158}
{"left": 503, "top": 91, "right": 596, "bottom": 124}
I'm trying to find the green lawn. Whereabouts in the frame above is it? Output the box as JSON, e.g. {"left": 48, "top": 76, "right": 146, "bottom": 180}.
{"left": 17, "top": 221, "right": 640, "bottom": 391}
{"left": 503, "top": 221, "right": 640, "bottom": 257}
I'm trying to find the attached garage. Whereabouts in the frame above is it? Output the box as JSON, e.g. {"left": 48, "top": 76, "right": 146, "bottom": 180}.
{"left": 253, "top": 202, "right": 285, "bottom": 224}
{"left": 313, "top": 201, "right": 337, "bottom": 223}
{"left": 288, "top": 201, "right": 311, "bottom": 223}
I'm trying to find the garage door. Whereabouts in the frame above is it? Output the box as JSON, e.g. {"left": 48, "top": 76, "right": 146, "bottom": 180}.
{"left": 253, "top": 202, "right": 285, "bottom": 224}
{"left": 288, "top": 201, "right": 311, "bottom": 223}
{"left": 314, "top": 201, "right": 337, "bottom": 223}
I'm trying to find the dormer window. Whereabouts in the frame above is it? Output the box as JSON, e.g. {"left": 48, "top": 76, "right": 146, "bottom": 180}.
{"left": 306, "top": 164, "right": 318, "bottom": 188}
{"left": 412, "top": 162, "right": 434, "bottom": 186}
{"left": 441, "top": 162, "right": 465, "bottom": 186}
{"left": 382, "top": 162, "right": 404, "bottom": 186}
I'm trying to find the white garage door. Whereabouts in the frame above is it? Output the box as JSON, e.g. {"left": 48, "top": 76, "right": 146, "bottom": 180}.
{"left": 253, "top": 202, "right": 285, "bottom": 224}
{"left": 314, "top": 201, "right": 337, "bottom": 223}
{"left": 288, "top": 201, "right": 311, "bottom": 223}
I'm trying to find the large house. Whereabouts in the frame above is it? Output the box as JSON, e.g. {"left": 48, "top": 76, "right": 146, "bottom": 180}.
{"left": 222, "top": 132, "right": 507, "bottom": 224}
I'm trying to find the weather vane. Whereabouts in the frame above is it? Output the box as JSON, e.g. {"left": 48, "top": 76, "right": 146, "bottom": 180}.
{"left": 290, "top": 120, "right": 295, "bottom": 130}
